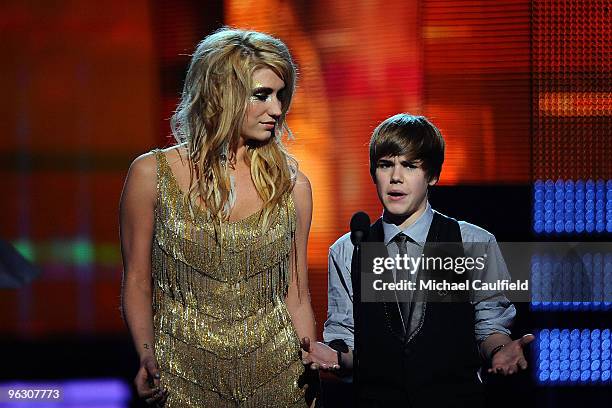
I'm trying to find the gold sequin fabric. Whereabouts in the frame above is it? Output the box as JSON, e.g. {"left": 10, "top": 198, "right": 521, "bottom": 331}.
{"left": 151, "top": 150, "right": 305, "bottom": 407}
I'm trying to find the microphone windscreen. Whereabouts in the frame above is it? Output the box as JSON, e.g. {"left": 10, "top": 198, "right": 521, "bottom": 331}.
{"left": 350, "top": 211, "right": 370, "bottom": 244}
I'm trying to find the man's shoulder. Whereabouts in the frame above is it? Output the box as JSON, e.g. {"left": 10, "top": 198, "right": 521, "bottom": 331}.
{"left": 433, "top": 209, "right": 495, "bottom": 243}
{"left": 457, "top": 219, "right": 495, "bottom": 243}
{"left": 330, "top": 231, "right": 354, "bottom": 256}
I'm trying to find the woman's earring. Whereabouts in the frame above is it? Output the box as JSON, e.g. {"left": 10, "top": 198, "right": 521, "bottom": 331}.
{"left": 220, "top": 142, "right": 229, "bottom": 163}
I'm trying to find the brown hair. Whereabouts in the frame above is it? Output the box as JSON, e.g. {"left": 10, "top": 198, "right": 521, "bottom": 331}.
{"left": 369, "top": 113, "right": 445, "bottom": 182}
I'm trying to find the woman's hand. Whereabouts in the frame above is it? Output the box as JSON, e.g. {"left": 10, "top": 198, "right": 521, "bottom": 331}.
{"left": 134, "top": 356, "right": 168, "bottom": 406}
{"left": 300, "top": 337, "right": 340, "bottom": 371}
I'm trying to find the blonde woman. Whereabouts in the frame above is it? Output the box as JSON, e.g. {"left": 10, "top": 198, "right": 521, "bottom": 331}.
{"left": 120, "top": 28, "right": 325, "bottom": 407}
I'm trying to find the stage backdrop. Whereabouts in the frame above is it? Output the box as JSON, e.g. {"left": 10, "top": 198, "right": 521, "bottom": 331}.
{"left": 1, "top": 0, "right": 608, "bottom": 346}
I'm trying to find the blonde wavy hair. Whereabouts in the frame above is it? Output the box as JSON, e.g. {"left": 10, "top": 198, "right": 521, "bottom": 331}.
{"left": 171, "top": 27, "right": 298, "bottom": 229}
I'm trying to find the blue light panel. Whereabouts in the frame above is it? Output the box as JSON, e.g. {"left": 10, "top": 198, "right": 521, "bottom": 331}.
{"left": 534, "top": 179, "right": 612, "bottom": 234}
{"left": 531, "top": 253, "right": 612, "bottom": 311}
{"left": 536, "top": 329, "right": 612, "bottom": 385}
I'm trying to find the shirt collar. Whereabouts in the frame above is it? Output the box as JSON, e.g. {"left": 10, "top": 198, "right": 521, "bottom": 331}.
{"left": 381, "top": 202, "right": 434, "bottom": 246}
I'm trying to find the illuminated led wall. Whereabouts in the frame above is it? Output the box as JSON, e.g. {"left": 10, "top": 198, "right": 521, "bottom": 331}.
{"left": 532, "top": 0, "right": 611, "bottom": 236}
{"left": 536, "top": 329, "right": 612, "bottom": 384}
{"left": 530, "top": 0, "right": 612, "bottom": 387}
{"left": 532, "top": 0, "right": 611, "bottom": 182}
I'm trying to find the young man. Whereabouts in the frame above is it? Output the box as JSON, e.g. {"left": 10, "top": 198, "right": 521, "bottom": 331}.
{"left": 303, "top": 114, "right": 533, "bottom": 407}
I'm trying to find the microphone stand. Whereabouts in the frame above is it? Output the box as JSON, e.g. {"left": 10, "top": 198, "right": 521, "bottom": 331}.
{"left": 350, "top": 231, "right": 363, "bottom": 397}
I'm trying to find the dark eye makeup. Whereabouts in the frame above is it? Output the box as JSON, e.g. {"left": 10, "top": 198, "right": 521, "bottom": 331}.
{"left": 251, "top": 86, "right": 285, "bottom": 102}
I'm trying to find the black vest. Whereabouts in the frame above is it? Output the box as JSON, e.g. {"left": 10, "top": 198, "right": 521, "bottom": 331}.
{"left": 356, "top": 212, "right": 483, "bottom": 408}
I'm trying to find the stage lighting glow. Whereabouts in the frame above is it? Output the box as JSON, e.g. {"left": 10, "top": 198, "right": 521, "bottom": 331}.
{"left": 11, "top": 239, "right": 121, "bottom": 266}
{"left": 534, "top": 179, "right": 612, "bottom": 234}
{"left": 536, "top": 329, "right": 612, "bottom": 385}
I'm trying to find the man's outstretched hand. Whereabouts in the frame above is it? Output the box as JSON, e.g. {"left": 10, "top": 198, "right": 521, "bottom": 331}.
{"left": 488, "top": 334, "right": 535, "bottom": 375}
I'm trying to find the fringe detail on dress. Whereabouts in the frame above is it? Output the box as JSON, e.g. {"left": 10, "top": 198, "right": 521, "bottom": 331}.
{"left": 150, "top": 149, "right": 303, "bottom": 407}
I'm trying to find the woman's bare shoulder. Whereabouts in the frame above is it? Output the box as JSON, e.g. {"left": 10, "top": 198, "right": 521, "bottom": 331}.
{"left": 129, "top": 151, "right": 157, "bottom": 179}
{"left": 160, "top": 143, "right": 188, "bottom": 161}
{"left": 124, "top": 145, "right": 183, "bottom": 193}
{"left": 293, "top": 170, "right": 311, "bottom": 193}
{"left": 159, "top": 143, "right": 191, "bottom": 187}
{"left": 122, "top": 151, "right": 158, "bottom": 207}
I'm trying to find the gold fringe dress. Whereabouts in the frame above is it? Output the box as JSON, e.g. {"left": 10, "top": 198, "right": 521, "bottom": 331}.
{"left": 150, "top": 150, "right": 305, "bottom": 407}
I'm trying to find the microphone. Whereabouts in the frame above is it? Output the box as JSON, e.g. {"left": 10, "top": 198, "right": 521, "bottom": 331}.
{"left": 349, "top": 212, "right": 370, "bottom": 389}
{"left": 350, "top": 211, "right": 370, "bottom": 245}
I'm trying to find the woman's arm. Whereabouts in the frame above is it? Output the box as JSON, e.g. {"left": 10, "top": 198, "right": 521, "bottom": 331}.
{"left": 283, "top": 171, "right": 343, "bottom": 376}
{"left": 119, "top": 152, "right": 166, "bottom": 403}
{"left": 285, "top": 171, "right": 317, "bottom": 342}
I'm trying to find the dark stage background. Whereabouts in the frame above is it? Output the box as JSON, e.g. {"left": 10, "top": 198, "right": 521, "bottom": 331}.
{"left": 0, "top": 0, "right": 610, "bottom": 407}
